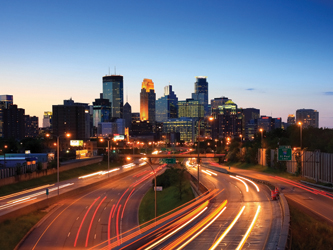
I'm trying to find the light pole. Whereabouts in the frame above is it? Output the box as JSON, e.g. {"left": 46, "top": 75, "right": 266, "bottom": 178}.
{"left": 197, "top": 117, "right": 214, "bottom": 192}
{"left": 298, "top": 122, "right": 302, "bottom": 149}
{"left": 100, "top": 138, "right": 111, "bottom": 178}
{"left": 46, "top": 133, "right": 71, "bottom": 195}
{"left": 127, "top": 156, "right": 157, "bottom": 223}
{"left": 259, "top": 128, "right": 263, "bottom": 166}
{"left": 3, "top": 145, "right": 8, "bottom": 168}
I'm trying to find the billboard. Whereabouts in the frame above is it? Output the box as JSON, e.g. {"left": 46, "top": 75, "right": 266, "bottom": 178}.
{"left": 70, "top": 140, "right": 84, "bottom": 147}
{"left": 113, "top": 134, "right": 125, "bottom": 141}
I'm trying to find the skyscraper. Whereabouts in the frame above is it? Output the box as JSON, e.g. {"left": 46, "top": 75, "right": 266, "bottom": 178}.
{"left": 0, "top": 95, "right": 13, "bottom": 137}
{"left": 192, "top": 76, "right": 208, "bottom": 116}
{"left": 43, "top": 111, "right": 52, "bottom": 128}
{"left": 287, "top": 114, "right": 296, "bottom": 125}
{"left": 178, "top": 98, "right": 204, "bottom": 119}
{"left": 156, "top": 85, "right": 178, "bottom": 122}
{"left": 123, "top": 102, "right": 132, "bottom": 129}
{"left": 53, "top": 99, "right": 90, "bottom": 140}
{"left": 3, "top": 104, "right": 25, "bottom": 140}
{"left": 296, "top": 109, "right": 319, "bottom": 128}
{"left": 103, "top": 75, "right": 123, "bottom": 118}
{"left": 92, "top": 93, "right": 111, "bottom": 127}
{"left": 140, "top": 79, "right": 156, "bottom": 123}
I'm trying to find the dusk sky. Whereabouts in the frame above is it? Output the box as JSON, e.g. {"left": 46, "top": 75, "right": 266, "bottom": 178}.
{"left": 1, "top": 0, "right": 332, "bottom": 127}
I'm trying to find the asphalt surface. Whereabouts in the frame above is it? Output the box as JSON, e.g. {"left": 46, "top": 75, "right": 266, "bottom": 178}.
{"left": 140, "top": 159, "right": 281, "bottom": 250}
{"left": 18, "top": 164, "right": 163, "bottom": 250}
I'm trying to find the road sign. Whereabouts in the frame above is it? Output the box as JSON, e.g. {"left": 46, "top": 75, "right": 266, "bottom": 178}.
{"left": 159, "top": 158, "right": 176, "bottom": 164}
{"left": 161, "top": 148, "right": 167, "bottom": 151}
{"left": 154, "top": 186, "right": 163, "bottom": 191}
{"left": 278, "top": 146, "right": 292, "bottom": 161}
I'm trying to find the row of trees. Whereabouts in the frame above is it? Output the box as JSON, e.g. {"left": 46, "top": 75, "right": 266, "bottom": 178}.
{"left": 225, "top": 125, "right": 333, "bottom": 165}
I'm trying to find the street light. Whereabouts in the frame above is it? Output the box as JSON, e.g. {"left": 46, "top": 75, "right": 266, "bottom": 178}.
{"left": 3, "top": 145, "right": 8, "bottom": 168}
{"left": 100, "top": 138, "right": 111, "bottom": 178}
{"left": 46, "top": 133, "right": 71, "bottom": 195}
{"left": 197, "top": 116, "right": 214, "bottom": 192}
{"left": 298, "top": 122, "right": 302, "bottom": 149}
{"left": 127, "top": 156, "right": 157, "bottom": 223}
{"left": 259, "top": 128, "right": 263, "bottom": 166}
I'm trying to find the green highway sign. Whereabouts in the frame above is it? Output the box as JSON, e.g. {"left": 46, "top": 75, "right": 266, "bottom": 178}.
{"left": 161, "top": 148, "right": 167, "bottom": 151}
{"left": 278, "top": 146, "right": 292, "bottom": 161}
{"left": 159, "top": 158, "right": 176, "bottom": 164}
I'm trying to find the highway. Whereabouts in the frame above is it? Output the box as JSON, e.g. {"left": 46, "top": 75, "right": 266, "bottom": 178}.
{"left": 116, "top": 159, "right": 281, "bottom": 250}
{"left": 0, "top": 161, "right": 147, "bottom": 217}
{"left": 15, "top": 155, "right": 326, "bottom": 249}
{"left": 212, "top": 162, "right": 333, "bottom": 226}
{"left": 18, "top": 162, "right": 166, "bottom": 250}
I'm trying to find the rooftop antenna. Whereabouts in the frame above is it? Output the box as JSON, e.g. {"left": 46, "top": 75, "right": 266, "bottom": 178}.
{"left": 108, "top": 67, "right": 110, "bottom": 75}
{"left": 126, "top": 87, "right": 128, "bottom": 103}
{"left": 114, "top": 66, "right": 116, "bottom": 75}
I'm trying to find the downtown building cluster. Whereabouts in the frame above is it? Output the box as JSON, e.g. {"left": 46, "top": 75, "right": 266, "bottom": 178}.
{"left": 0, "top": 75, "right": 320, "bottom": 145}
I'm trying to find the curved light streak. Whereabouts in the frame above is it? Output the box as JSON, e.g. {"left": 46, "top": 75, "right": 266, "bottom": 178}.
{"left": 144, "top": 207, "right": 208, "bottom": 250}
{"left": 236, "top": 205, "right": 261, "bottom": 250}
{"left": 209, "top": 206, "right": 245, "bottom": 250}
{"left": 230, "top": 175, "right": 249, "bottom": 192}
{"left": 176, "top": 207, "right": 227, "bottom": 250}
{"left": 236, "top": 176, "right": 260, "bottom": 192}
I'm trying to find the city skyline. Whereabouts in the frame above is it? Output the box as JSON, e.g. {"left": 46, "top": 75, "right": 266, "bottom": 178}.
{"left": 1, "top": 1, "right": 332, "bottom": 127}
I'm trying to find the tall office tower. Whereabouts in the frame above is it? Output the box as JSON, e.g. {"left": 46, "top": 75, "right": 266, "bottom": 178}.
{"left": 140, "top": 79, "right": 156, "bottom": 123}
{"left": 24, "top": 115, "right": 39, "bottom": 138}
{"left": 52, "top": 99, "right": 90, "bottom": 140}
{"left": 211, "top": 99, "right": 242, "bottom": 139}
{"left": 103, "top": 75, "right": 123, "bottom": 118}
{"left": 92, "top": 93, "right": 111, "bottom": 127}
{"left": 178, "top": 98, "right": 204, "bottom": 119}
{"left": 0, "top": 95, "right": 13, "bottom": 137}
{"left": 211, "top": 97, "right": 229, "bottom": 114}
{"left": 192, "top": 76, "right": 208, "bottom": 116}
{"left": 258, "top": 116, "right": 282, "bottom": 132}
{"left": 296, "top": 109, "right": 319, "bottom": 128}
{"left": 3, "top": 104, "right": 25, "bottom": 140}
{"left": 287, "top": 114, "right": 296, "bottom": 125}
{"left": 156, "top": 85, "right": 178, "bottom": 122}
{"left": 123, "top": 102, "right": 132, "bottom": 129}
{"left": 43, "top": 111, "right": 52, "bottom": 128}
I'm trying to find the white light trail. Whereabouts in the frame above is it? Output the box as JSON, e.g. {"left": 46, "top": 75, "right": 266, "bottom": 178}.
{"left": 236, "top": 176, "right": 260, "bottom": 192}
{"left": 230, "top": 175, "right": 249, "bottom": 192}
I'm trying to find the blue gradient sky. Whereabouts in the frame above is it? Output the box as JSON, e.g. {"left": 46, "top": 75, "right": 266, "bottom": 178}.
{"left": 1, "top": 0, "right": 332, "bottom": 127}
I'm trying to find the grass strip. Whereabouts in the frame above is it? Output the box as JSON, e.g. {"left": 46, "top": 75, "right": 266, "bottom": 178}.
{"left": 0, "top": 210, "right": 47, "bottom": 250}
{"left": 0, "top": 161, "right": 121, "bottom": 197}
{"left": 289, "top": 202, "right": 333, "bottom": 250}
{"left": 139, "top": 180, "right": 195, "bottom": 224}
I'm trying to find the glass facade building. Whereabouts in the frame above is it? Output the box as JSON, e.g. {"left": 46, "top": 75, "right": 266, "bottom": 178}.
{"left": 156, "top": 85, "right": 178, "bottom": 122}
{"left": 178, "top": 98, "right": 204, "bottom": 119}
{"left": 93, "top": 93, "right": 111, "bottom": 127}
{"left": 193, "top": 76, "right": 208, "bottom": 116}
{"left": 163, "top": 117, "right": 195, "bottom": 142}
{"left": 140, "top": 79, "right": 155, "bottom": 123}
{"left": 103, "top": 75, "right": 123, "bottom": 118}
{"left": 296, "top": 109, "right": 319, "bottom": 128}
